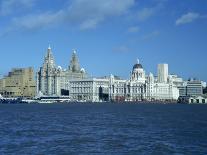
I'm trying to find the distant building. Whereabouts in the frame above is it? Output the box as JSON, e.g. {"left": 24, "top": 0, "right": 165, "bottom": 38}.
{"left": 36, "top": 46, "right": 88, "bottom": 96}
{"left": 179, "top": 79, "right": 203, "bottom": 97}
{"left": 157, "top": 64, "right": 168, "bottom": 83}
{"left": 178, "top": 95, "right": 207, "bottom": 104}
{"left": 69, "top": 75, "right": 129, "bottom": 102}
{"left": 187, "top": 80, "right": 203, "bottom": 96}
{"left": 69, "top": 60, "right": 179, "bottom": 102}
{"left": 126, "top": 59, "right": 147, "bottom": 101}
{"left": 168, "top": 74, "right": 184, "bottom": 87}
{"left": 204, "top": 87, "right": 207, "bottom": 94}
{"left": 0, "top": 67, "right": 36, "bottom": 98}
{"left": 36, "top": 47, "right": 181, "bottom": 102}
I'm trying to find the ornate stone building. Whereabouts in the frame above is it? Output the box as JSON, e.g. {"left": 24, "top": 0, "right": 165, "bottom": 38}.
{"left": 69, "top": 60, "right": 179, "bottom": 102}
{"left": 36, "top": 46, "right": 179, "bottom": 101}
{"left": 36, "top": 46, "right": 87, "bottom": 96}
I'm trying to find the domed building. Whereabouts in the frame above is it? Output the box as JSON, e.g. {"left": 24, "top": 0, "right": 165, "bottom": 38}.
{"left": 123, "top": 59, "right": 179, "bottom": 101}
{"left": 123, "top": 59, "right": 147, "bottom": 101}
{"left": 36, "top": 50, "right": 179, "bottom": 102}
{"left": 130, "top": 59, "right": 146, "bottom": 83}
{"left": 67, "top": 58, "right": 179, "bottom": 102}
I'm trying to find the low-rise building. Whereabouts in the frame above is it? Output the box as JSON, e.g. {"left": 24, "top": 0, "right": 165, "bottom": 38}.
{"left": 178, "top": 95, "right": 207, "bottom": 104}
{"left": 179, "top": 79, "right": 203, "bottom": 97}
{"left": 69, "top": 75, "right": 127, "bottom": 102}
{"left": 204, "top": 87, "right": 207, "bottom": 94}
{"left": 0, "top": 67, "right": 36, "bottom": 98}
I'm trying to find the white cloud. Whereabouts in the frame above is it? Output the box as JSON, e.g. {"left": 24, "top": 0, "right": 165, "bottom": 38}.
{"left": 127, "top": 26, "right": 140, "bottom": 33}
{"left": 142, "top": 30, "right": 160, "bottom": 40}
{"left": 79, "top": 19, "right": 100, "bottom": 30}
{"left": 137, "top": 8, "right": 155, "bottom": 21}
{"left": 9, "top": 0, "right": 135, "bottom": 31}
{"left": 176, "top": 12, "right": 200, "bottom": 26}
{"left": 136, "top": 2, "right": 165, "bottom": 22}
{"left": 68, "top": 0, "right": 135, "bottom": 29}
{"left": 0, "top": 0, "right": 35, "bottom": 16}
{"left": 12, "top": 11, "right": 65, "bottom": 30}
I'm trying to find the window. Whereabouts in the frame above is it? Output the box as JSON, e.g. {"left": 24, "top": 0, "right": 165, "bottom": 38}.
{"left": 202, "top": 99, "right": 205, "bottom": 104}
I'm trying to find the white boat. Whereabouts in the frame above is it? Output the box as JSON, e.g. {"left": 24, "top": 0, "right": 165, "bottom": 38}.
{"left": 0, "top": 94, "right": 3, "bottom": 99}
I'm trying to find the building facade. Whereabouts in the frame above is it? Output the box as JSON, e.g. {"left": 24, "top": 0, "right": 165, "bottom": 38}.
{"left": 178, "top": 95, "right": 207, "bottom": 104}
{"left": 36, "top": 46, "right": 88, "bottom": 96}
{"left": 204, "top": 87, "right": 207, "bottom": 94}
{"left": 179, "top": 79, "right": 203, "bottom": 97}
{"left": 157, "top": 64, "right": 168, "bottom": 83}
{"left": 69, "top": 60, "right": 179, "bottom": 102}
{"left": 0, "top": 67, "right": 36, "bottom": 98}
{"left": 36, "top": 47, "right": 180, "bottom": 102}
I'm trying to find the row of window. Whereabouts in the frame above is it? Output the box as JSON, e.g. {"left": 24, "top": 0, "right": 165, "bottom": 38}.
{"left": 72, "top": 87, "right": 92, "bottom": 93}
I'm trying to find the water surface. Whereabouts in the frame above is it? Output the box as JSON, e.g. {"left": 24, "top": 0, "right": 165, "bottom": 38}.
{"left": 0, "top": 103, "right": 207, "bottom": 154}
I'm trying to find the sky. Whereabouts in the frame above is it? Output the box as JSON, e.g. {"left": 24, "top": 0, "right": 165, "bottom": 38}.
{"left": 0, "top": 0, "right": 207, "bottom": 81}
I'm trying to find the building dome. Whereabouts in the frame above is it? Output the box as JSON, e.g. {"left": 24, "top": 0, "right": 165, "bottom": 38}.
{"left": 133, "top": 59, "right": 143, "bottom": 70}
{"left": 57, "top": 66, "right": 62, "bottom": 70}
{"left": 80, "top": 68, "right": 85, "bottom": 73}
{"left": 133, "top": 63, "right": 143, "bottom": 69}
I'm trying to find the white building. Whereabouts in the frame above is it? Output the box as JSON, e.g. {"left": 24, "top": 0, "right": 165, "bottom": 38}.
{"left": 69, "top": 60, "right": 179, "bottom": 102}
{"left": 36, "top": 46, "right": 88, "bottom": 96}
{"left": 69, "top": 75, "right": 126, "bottom": 102}
{"left": 127, "top": 61, "right": 178, "bottom": 101}
{"left": 178, "top": 95, "right": 207, "bottom": 104}
{"left": 158, "top": 64, "right": 168, "bottom": 83}
{"left": 36, "top": 47, "right": 179, "bottom": 102}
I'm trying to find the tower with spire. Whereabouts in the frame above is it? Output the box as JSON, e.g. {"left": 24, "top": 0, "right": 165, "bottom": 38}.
{"left": 43, "top": 45, "right": 56, "bottom": 71}
{"left": 37, "top": 45, "right": 57, "bottom": 96}
{"left": 69, "top": 50, "right": 81, "bottom": 73}
{"left": 36, "top": 46, "right": 88, "bottom": 97}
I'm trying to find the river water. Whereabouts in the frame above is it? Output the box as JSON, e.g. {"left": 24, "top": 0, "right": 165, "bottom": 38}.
{"left": 0, "top": 103, "right": 207, "bottom": 154}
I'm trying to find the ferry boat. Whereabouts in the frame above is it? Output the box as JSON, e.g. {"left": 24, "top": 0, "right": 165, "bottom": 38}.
{"left": 22, "top": 96, "right": 71, "bottom": 104}
{"left": 0, "top": 94, "right": 27, "bottom": 104}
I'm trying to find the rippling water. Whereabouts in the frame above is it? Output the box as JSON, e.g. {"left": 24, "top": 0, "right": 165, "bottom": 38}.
{"left": 0, "top": 103, "right": 207, "bottom": 155}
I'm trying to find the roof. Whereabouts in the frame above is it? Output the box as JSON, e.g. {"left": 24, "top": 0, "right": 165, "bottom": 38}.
{"left": 133, "top": 63, "right": 143, "bottom": 69}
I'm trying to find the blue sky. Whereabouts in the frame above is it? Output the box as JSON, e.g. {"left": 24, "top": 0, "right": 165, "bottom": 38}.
{"left": 0, "top": 0, "right": 207, "bottom": 81}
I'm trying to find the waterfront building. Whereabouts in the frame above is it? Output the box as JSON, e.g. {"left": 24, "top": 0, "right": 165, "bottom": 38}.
{"left": 178, "top": 95, "right": 207, "bottom": 104}
{"left": 126, "top": 61, "right": 146, "bottom": 101}
{"left": 189, "top": 95, "right": 207, "bottom": 104}
{"left": 153, "top": 82, "right": 179, "bottom": 101}
{"left": 158, "top": 64, "right": 168, "bottom": 83}
{"left": 36, "top": 46, "right": 88, "bottom": 96}
{"left": 0, "top": 79, "right": 3, "bottom": 90}
{"left": 69, "top": 75, "right": 127, "bottom": 102}
{"left": 36, "top": 46, "right": 180, "bottom": 102}
{"left": 179, "top": 79, "right": 203, "bottom": 97}
{"left": 0, "top": 67, "right": 36, "bottom": 98}
{"left": 69, "top": 60, "right": 179, "bottom": 102}
{"left": 168, "top": 74, "right": 184, "bottom": 87}
{"left": 124, "top": 60, "right": 178, "bottom": 101}
{"left": 204, "top": 87, "right": 207, "bottom": 94}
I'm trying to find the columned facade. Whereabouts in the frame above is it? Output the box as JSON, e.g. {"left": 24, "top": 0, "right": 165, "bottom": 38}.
{"left": 36, "top": 48, "right": 179, "bottom": 102}
{"left": 68, "top": 60, "right": 179, "bottom": 102}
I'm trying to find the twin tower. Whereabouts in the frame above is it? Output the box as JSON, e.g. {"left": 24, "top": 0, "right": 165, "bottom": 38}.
{"left": 36, "top": 46, "right": 87, "bottom": 96}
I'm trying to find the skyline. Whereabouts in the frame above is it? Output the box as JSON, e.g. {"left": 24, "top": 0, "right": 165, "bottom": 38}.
{"left": 0, "top": 0, "right": 207, "bottom": 81}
